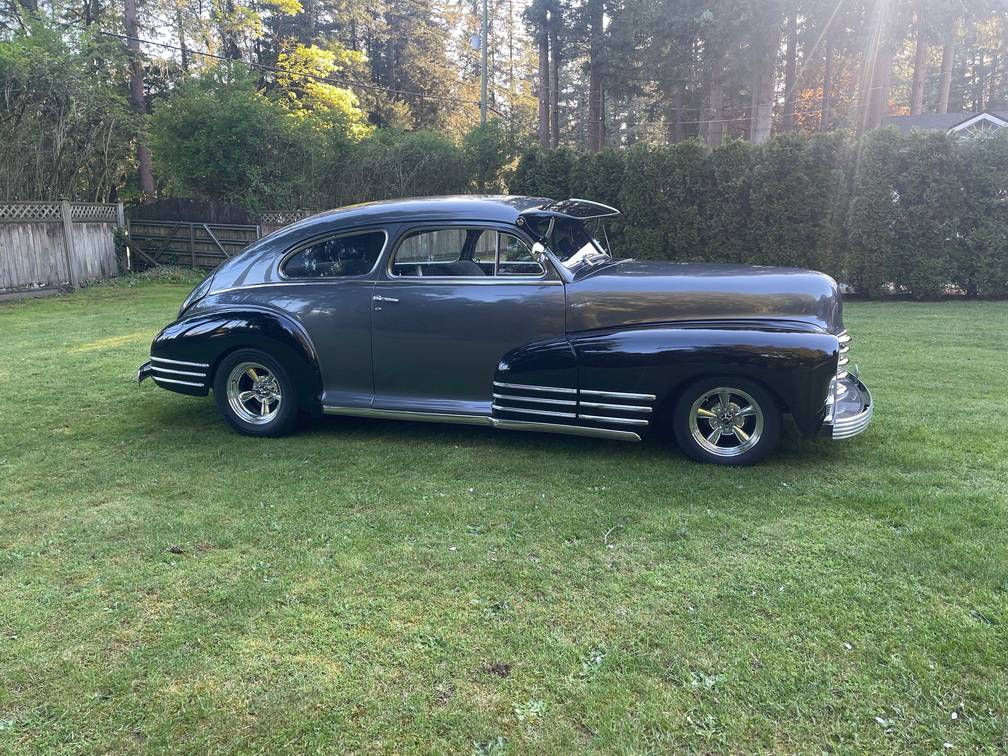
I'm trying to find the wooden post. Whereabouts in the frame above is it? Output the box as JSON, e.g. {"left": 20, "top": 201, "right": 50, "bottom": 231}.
{"left": 60, "top": 200, "right": 79, "bottom": 290}
{"left": 189, "top": 222, "right": 195, "bottom": 267}
{"left": 115, "top": 202, "right": 129, "bottom": 272}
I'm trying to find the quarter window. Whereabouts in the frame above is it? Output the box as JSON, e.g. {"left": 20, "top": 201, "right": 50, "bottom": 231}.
{"left": 391, "top": 228, "right": 544, "bottom": 278}
{"left": 283, "top": 231, "right": 385, "bottom": 278}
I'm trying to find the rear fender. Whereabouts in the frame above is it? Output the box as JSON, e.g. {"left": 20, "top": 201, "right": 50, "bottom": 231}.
{"left": 150, "top": 306, "right": 322, "bottom": 408}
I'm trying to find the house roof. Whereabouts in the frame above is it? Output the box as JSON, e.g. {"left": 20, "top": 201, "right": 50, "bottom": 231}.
{"left": 882, "top": 111, "right": 1008, "bottom": 134}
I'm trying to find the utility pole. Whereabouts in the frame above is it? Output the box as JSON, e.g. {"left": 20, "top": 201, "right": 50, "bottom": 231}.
{"left": 480, "top": 0, "right": 488, "bottom": 124}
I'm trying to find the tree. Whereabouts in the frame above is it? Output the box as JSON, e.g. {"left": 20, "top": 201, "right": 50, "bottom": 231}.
{"left": 909, "top": 0, "right": 928, "bottom": 115}
{"left": 124, "top": 0, "right": 156, "bottom": 198}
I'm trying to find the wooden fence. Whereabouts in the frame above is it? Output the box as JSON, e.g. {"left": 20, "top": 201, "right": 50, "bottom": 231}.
{"left": 126, "top": 219, "right": 261, "bottom": 268}
{"left": 125, "top": 209, "right": 316, "bottom": 269}
{"left": 0, "top": 201, "right": 123, "bottom": 296}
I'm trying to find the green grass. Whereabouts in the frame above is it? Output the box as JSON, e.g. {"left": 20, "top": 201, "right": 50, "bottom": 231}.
{"left": 1, "top": 281, "right": 1007, "bottom": 753}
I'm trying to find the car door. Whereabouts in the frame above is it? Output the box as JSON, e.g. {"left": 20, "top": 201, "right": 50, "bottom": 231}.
{"left": 271, "top": 228, "right": 385, "bottom": 409}
{"left": 370, "top": 223, "right": 566, "bottom": 415}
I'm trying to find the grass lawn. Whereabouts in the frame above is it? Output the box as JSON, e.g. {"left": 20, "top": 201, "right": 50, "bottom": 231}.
{"left": 1, "top": 277, "right": 1007, "bottom": 753}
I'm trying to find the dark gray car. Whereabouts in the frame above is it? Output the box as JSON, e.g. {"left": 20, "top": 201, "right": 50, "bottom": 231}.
{"left": 138, "top": 195, "right": 872, "bottom": 465}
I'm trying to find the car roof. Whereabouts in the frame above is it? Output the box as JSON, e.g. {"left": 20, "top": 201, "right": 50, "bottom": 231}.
{"left": 285, "top": 195, "right": 552, "bottom": 234}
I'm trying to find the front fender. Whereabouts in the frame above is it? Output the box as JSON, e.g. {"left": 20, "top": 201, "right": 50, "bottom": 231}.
{"left": 150, "top": 306, "right": 322, "bottom": 409}
{"left": 570, "top": 322, "right": 839, "bottom": 437}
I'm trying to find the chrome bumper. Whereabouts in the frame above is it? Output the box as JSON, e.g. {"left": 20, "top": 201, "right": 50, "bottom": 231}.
{"left": 824, "top": 374, "right": 873, "bottom": 440}
{"left": 137, "top": 360, "right": 153, "bottom": 384}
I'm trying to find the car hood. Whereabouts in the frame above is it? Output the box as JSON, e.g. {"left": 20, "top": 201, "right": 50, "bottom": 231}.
{"left": 565, "top": 260, "right": 844, "bottom": 334}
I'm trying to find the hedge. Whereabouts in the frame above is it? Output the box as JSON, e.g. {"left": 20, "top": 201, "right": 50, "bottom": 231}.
{"left": 509, "top": 130, "right": 1008, "bottom": 298}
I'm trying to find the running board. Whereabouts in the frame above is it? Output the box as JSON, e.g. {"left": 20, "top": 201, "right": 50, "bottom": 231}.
{"left": 321, "top": 405, "right": 642, "bottom": 442}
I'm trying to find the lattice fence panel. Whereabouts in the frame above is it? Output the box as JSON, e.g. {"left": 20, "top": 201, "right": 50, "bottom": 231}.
{"left": 0, "top": 203, "right": 61, "bottom": 223}
{"left": 71, "top": 203, "right": 118, "bottom": 223}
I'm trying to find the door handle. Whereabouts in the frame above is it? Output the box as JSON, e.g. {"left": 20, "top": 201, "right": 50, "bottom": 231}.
{"left": 372, "top": 295, "right": 399, "bottom": 303}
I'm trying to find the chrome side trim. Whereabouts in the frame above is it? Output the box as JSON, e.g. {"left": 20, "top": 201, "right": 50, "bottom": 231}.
{"left": 492, "top": 381, "right": 577, "bottom": 395}
{"left": 580, "top": 389, "right": 657, "bottom": 401}
{"left": 322, "top": 406, "right": 488, "bottom": 426}
{"left": 151, "top": 365, "right": 206, "bottom": 378}
{"left": 578, "top": 413, "right": 650, "bottom": 427}
{"left": 153, "top": 376, "right": 205, "bottom": 388}
{"left": 492, "top": 393, "right": 577, "bottom": 407}
{"left": 320, "top": 405, "right": 641, "bottom": 442}
{"left": 150, "top": 356, "right": 210, "bottom": 369}
{"left": 491, "top": 403, "right": 577, "bottom": 419}
{"left": 578, "top": 401, "right": 652, "bottom": 413}
{"left": 494, "top": 419, "right": 641, "bottom": 442}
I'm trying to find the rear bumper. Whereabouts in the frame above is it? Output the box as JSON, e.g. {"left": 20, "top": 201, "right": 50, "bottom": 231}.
{"left": 822, "top": 374, "right": 873, "bottom": 440}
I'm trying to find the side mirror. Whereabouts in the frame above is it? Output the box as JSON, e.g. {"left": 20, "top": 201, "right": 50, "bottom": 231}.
{"left": 531, "top": 241, "right": 547, "bottom": 263}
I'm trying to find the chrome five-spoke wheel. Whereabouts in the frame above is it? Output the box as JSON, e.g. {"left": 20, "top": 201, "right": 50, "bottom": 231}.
{"left": 689, "top": 387, "right": 764, "bottom": 458}
{"left": 226, "top": 361, "right": 283, "bottom": 425}
{"left": 214, "top": 349, "right": 299, "bottom": 436}
{"left": 674, "top": 378, "right": 781, "bottom": 465}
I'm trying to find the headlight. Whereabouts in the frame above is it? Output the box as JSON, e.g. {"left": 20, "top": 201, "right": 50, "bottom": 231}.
{"left": 178, "top": 274, "right": 214, "bottom": 317}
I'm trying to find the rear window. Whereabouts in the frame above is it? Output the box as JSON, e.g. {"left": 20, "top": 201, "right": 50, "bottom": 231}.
{"left": 282, "top": 231, "right": 386, "bottom": 278}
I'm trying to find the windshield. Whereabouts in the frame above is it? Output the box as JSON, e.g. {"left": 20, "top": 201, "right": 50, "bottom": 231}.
{"left": 546, "top": 218, "right": 611, "bottom": 270}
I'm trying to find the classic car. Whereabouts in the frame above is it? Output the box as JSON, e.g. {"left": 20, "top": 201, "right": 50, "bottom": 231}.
{"left": 138, "top": 195, "right": 872, "bottom": 465}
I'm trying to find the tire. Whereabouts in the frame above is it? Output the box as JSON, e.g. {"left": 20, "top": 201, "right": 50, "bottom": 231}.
{"left": 672, "top": 377, "right": 781, "bottom": 466}
{"left": 213, "top": 348, "right": 299, "bottom": 437}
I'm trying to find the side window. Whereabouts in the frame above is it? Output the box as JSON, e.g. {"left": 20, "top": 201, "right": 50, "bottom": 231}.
{"left": 391, "top": 227, "right": 544, "bottom": 278}
{"left": 392, "top": 229, "right": 486, "bottom": 277}
{"left": 283, "top": 231, "right": 385, "bottom": 278}
{"left": 497, "top": 232, "right": 544, "bottom": 276}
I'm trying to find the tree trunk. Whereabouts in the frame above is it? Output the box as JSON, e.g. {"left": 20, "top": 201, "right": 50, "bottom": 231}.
{"left": 782, "top": 12, "right": 798, "bottom": 131}
{"left": 124, "top": 0, "right": 156, "bottom": 199}
{"left": 860, "top": 0, "right": 891, "bottom": 131}
{"left": 536, "top": 7, "right": 550, "bottom": 148}
{"left": 910, "top": 0, "right": 928, "bottom": 115}
{"left": 701, "top": 40, "right": 724, "bottom": 147}
{"left": 821, "top": 40, "right": 833, "bottom": 129}
{"left": 750, "top": 23, "right": 782, "bottom": 143}
{"left": 938, "top": 30, "right": 955, "bottom": 113}
{"left": 989, "top": 49, "right": 998, "bottom": 106}
{"left": 549, "top": 13, "right": 560, "bottom": 148}
{"left": 586, "top": 0, "right": 604, "bottom": 151}
{"left": 220, "top": 0, "right": 241, "bottom": 60}
{"left": 669, "top": 88, "right": 684, "bottom": 143}
{"left": 176, "top": 7, "right": 189, "bottom": 72}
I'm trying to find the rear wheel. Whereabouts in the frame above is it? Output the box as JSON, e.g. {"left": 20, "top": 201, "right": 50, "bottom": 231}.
{"left": 213, "top": 349, "right": 298, "bottom": 437}
{"left": 673, "top": 378, "right": 781, "bottom": 466}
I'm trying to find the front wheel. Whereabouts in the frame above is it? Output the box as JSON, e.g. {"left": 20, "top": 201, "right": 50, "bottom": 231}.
{"left": 213, "top": 349, "right": 299, "bottom": 437}
{"left": 673, "top": 378, "right": 781, "bottom": 466}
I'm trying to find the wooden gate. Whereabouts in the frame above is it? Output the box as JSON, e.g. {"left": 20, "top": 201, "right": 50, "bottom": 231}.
{"left": 126, "top": 219, "right": 261, "bottom": 268}
{"left": 126, "top": 199, "right": 262, "bottom": 269}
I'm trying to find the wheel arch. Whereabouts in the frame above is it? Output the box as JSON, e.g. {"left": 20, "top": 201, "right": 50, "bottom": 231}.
{"left": 151, "top": 306, "right": 323, "bottom": 411}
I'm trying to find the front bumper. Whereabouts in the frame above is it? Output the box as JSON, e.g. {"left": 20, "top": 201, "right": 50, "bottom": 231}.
{"left": 137, "top": 360, "right": 153, "bottom": 384}
{"left": 822, "top": 374, "right": 873, "bottom": 440}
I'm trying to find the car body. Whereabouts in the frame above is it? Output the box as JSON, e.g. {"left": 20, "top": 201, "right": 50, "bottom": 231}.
{"left": 138, "top": 195, "right": 872, "bottom": 465}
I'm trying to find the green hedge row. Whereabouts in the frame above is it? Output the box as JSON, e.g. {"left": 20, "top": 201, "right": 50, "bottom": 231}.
{"left": 509, "top": 131, "right": 1008, "bottom": 298}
